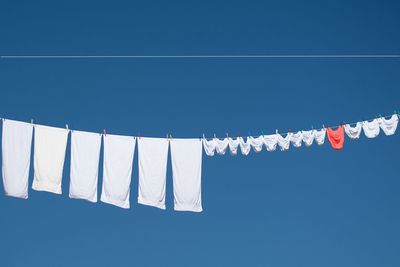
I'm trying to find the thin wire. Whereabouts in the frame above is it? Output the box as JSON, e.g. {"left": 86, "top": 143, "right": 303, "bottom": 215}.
{"left": 1, "top": 54, "right": 400, "bottom": 59}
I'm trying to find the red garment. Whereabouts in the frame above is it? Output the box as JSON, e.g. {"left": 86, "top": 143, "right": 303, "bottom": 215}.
{"left": 327, "top": 126, "right": 345, "bottom": 150}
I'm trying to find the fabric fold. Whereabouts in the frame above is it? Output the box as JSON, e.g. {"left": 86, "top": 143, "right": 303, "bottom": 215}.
{"left": 249, "top": 136, "right": 264, "bottom": 153}
{"left": 2, "top": 119, "right": 33, "bottom": 199}
{"left": 263, "top": 134, "right": 278, "bottom": 152}
{"left": 69, "top": 130, "right": 102, "bottom": 203}
{"left": 314, "top": 128, "right": 326, "bottom": 145}
{"left": 277, "top": 133, "right": 292, "bottom": 151}
{"left": 138, "top": 137, "right": 169, "bottom": 209}
{"left": 214, "top": 138, "right": 229, "bottom": 155}
{"left": 101, "top": 134, "right": 136, "bottom": 209}
{"left": 378, "top": 114, "right": 398, "bottom": 136}
{"left": 327, "top": 126, "right": 345, "bottom": 150}
{"left": 344, "top": 122, "right": 362, "bottom": 140}
{"left": 238, "top": 137, "right": 251, "bottom": 155}
{"left": 290, "top": 131, "right": 303, "bottom": 148}
{"left": 202, "top": 138, "right": 216, "bottom": 156}
{"left": 32, "top": 124, "right": 69, "bottom": 194}
{"left": 362, "top": 119, "right": 380, "bottom": 138}
{"left": 228, "top": 137, "right": 240, "bottom": 155}
{"left": 170, "top": 138, "right": 203, "bottom": 212}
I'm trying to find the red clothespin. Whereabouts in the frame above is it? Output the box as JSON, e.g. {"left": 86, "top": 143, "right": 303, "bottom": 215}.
{"left": 138, "top": 131, "right": 141, "bottom": 139}
{"left": 103, "top": 129, "right": 107, "bottom": 136}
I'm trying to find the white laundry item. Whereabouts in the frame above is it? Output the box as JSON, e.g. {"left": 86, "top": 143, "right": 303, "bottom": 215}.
{"left": 138, "top": 137, "right": 169, "bottom": 209}
{"left": 214, "top": 138, "right": 229, "bottom": 155}
{"left": 290, "top": 131, "right": 303, "bottom": 148}
{"left": 2, "top": 119, "right": 33, "bottom": 199}
{"left": 378, "top": 114, "right": 398, "bottom": 136}
{"left": 249, "top": 136, "right": 264, "bottom": 153}
{"left": 277, "top": 133, "right": 292, "bottom": 151}
{"left": 239, "top": 137, "right": 251, "bottom": 155}
{"left": 263, "top": 134, "right": 278, "bottom": 152}
{"left": 101, "top": 134, "right": 136, "bottom": 209}
{"left": 314, "top": 128, "right": 326, "bottom": 145}
{"left": 228, "top": 137, "right": 240, "bottom": 155}
{"left": 362, "top": 119, "right": 380, "bottom": 138}
{"left": 32, "top": 124, "right": 69, "bottom": 194}
{"left": 344, "top": 122, "right": 362, "bottom": 140}
{"left": 301, "top": 130, "right": 315, "bottom": 147}
{"left": 170, "top": 138, "right": 203, "bottom": 212}
{"left": 202, "top": 138, "right": 216, "bottom": 156}
{"left": 69, "top": 130, "right": 102, "bottom": 203}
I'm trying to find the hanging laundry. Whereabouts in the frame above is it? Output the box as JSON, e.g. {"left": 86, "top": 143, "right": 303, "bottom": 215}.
{"left": 277, "top": 132, "right": 292, "bottom": 151}
{"left": 2, "top": 119, "right": 33, "bottom": 199}
{"left": 378, "top": 114, "right": 398, "bottom": 136}
{"left": 327, "top": 126, "right": 345, "bottom": 150}
{"left": 101, "top": 134, "right": 136, "bottom": 209}
{"left": 228, "top": 137, "right": 240, "bottom": 155}
{"left": 239, "top": 136, "right": 251, "bottom": 155}
{"left": 249, "top": 136, "right": 264, "bottom": 153}
{"left": 69, "top": 130, "right": 102, "bottom": 203}
{"left": 301, "top": 130, "right": 315, "bottom": 147}
{"left": 362, "top": 118, "right": 380, "bottom": 138}
{"left": 314, "top": 128, "right": 326, "bottom": 145}
{"left": 263, "top": 134, "right": 278, "bottom": 152}
{"left": 138, "top": 137, "right": 169, "bottom": 209}
{"left": 170, "top": 138, "right": 203, "bottom": 212}
{"left": 202, "top": 138, "right": 216, "bottom": 156}
{"left": 344, "top": 122, "right": 362, "bottom": 140}
{"left": 290, "top": 131, "right": 303, "bottom": 148}
{"left": 32, "top": 124, "right": 69, "bottom": 194}
{"left": 214, "top": 137, "right": 229, "bottom": 155}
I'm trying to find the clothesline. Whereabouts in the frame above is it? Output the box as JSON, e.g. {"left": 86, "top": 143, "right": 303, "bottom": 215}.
{"left": 1, "top": 54, "right": 400, "bottom": 59}
{"left": 0, "top": 112, "right": 398, "bottom": 140}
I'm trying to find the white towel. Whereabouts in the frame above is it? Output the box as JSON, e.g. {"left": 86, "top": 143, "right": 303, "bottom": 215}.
{"left": 228, "top": 137, "right": 240, "bottom": 155}
{"left": 290, "top": 131, "right": 303, "bottom": 148}
{"left": 138, "top": 137, "right": 169, "bottom": 209}
{"left": 277, "top": 133, "right": 292, "bottom": 151}
{"left": 214, "top": 138, "right": 229, "bottom": 155}
{"left": 378, "top": 114, "right": 398, "bottom": 136}
{"left": 170, "top": 138, "right": 203, "bottom": 212}
{"left": 69, "top": 130, "right": 102, "bottom": 203}
{"left": 101, "top": 134, "right": 136, "bottom": 209}
{"left": 239, "top": 137, "right": 251, "bottom": 155}
{"left": 344, "top": 122, "right": 362, "bottom": 140}
{"left": 2, "top": 119, "right": 33, "bottom": 199}
{"left": 202, "top": 138, "right": 216, "bottom": 156}
{"left": 362, "top": 119, "right": 380, "bottom": 138}
{"left": 263, "top": 134, "right": 278, "bottom": 151}
{"left": 301, "top": 130, "right": 315, "bottom": 147}
{"left": 249, "top": 136, "right": 264, "bottom": 153}
{"left": 32, "top": 124, "right": 69, "bottom": 194}
{"left": 314, "top": 128, "right": 326, "bottom": 145}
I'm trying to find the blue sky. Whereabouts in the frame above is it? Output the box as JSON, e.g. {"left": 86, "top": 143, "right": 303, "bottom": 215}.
{"left": 0, "top": 1, "right": 399, "bottom": 266}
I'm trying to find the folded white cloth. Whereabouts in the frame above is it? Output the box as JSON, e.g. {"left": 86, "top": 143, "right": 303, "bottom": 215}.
{"left": 101, "top": 134, "right": 136, "bottom": 209}
{"left": 344, "top": 122, "right": 362, "bottom": 140}
{"left": 378, "top": 114, "right": 398, "bottom": 136}
{"left": 239, "top": 137, "right": 251, "bottom": 155}
{"left": 249, "top": 136, "right": 264, "bottom": 153}
{"left": 314, "top": 128, "right": 326, "bottom": 145}
{"left": 263, "top": 134, "right": 278, "bottom": 151}
{"left": 290, "top": 131, "right": 303, "bottom": 148}
{"left": 228, "top": 137, "right": 240, "bottom": 155}
{"left": 301, "top": 130, "right": 314, "bottom": 147}
{"left": 138, "top": 137, "right": 169, "bottom": 209}
{"left": 277, "top": 133, "right": 292, "bottom": 151}
{"left": 214, "top": 137, "right": 229, "bottom": 155}
{"left": 202, "top": 138, "right": 216, "bottom": 156}
{"left": 362, "top": 119, "right": 380, "bottom": 138}
{"left": 170, "top": 138, "right": 203, "bottom": 212}
{"left": 32, "top": 124, "right": 69, "bottom": 194}
{"left": 69, "top": 130, "right": 102, "bottom": 203}
{"left": 2, "top": 119, "right": 33, "bottom": 199}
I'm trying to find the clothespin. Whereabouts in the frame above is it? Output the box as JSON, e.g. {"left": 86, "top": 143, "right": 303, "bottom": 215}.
{"left": 66, "top": 124, "right": 69, "bottom": 130}
{"left": 261, "top": 130, "right": 264, "bottom": 136}
{"left": 226, "top": 133, "right": 229, "bottom": 139}
{"left": 31, "top": 119, "right": 34, "bottom": 124}
{"left": 238, "top": 133, "right": 241, "bottom": 138}
{"left": 103, "top": 129, "right": 107, "bottom": 136}
{"left": 213, "top": 133, "right": 216, "bottom": 139}
{"left": 138, "top": 131, "right": 141, "bottom": 139}
{"left": 275, "top": 129, "right": 278, "bottom": 134}
{"left": 311, "top": 125, "right": 314, "bottom": 130}
{"left": 322, "top": 124, "right": 325, "bottom": 129}
{"left": 169, "top": 134, "right": 172, "bottom": 139}
{"left": 202, "top": 133, "right": 205, "bottom": 140}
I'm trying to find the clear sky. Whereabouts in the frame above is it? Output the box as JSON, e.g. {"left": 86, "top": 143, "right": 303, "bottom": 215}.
{"left": 0, "top": 1, "right": 399, "bottom": 266}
